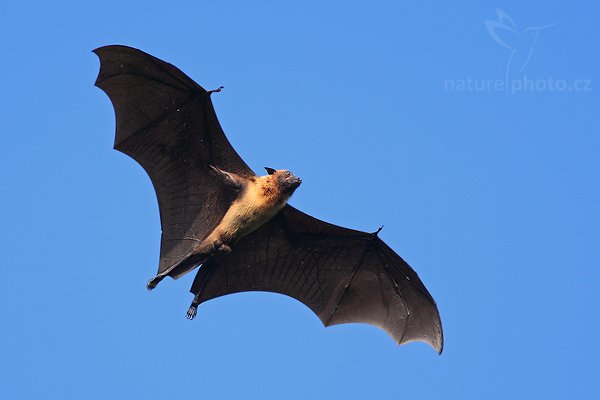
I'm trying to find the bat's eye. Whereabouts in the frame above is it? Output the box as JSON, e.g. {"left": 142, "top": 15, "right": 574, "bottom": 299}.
{"left": 285, "top": 171, "right": 291, "bottom": 177}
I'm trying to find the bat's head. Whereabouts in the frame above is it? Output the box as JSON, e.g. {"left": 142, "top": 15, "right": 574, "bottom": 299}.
{"left": 265, "top": 167, "right": 302, "bottom": 194}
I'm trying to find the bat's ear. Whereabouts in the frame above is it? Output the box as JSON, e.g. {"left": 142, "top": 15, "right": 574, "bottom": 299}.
{"left": 264, "top": 167, "right": 276, "bottom": 175}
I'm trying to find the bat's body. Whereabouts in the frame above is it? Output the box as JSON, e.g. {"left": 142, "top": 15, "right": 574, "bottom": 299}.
{"left": 94, "top": 45, "right": 444, "bottom": 353}
{"left": 148, "top": 168, "right": 301, "bottom": 290}
{"left": 206, "top": 169, "right": 301, "bottom": 249}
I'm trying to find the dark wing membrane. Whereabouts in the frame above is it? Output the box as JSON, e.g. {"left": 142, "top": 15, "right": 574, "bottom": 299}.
{"left": 94, "top": 45, "right": 255, "bottom": 277}
{"left": 191, "top": 206, "right": 443, "bottom": 353}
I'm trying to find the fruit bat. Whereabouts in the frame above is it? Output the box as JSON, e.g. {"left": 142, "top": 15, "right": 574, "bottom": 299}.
{"left": 93, "top": 45, "right": 443, "bottom": 353}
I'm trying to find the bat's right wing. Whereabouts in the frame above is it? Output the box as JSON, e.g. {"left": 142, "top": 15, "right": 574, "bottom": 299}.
{"left": 191, "top": 206, "right": 443, "bottom": 353}
{"left": 94, "top": 45, "right": 255, "bottom": 278}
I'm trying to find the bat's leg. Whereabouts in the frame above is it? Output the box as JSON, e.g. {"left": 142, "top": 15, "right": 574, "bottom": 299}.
{"left": 146, "top": 273, "right": 167, "bottom": 291}
{"left": 148, "top": 237, "right": 230, "bottom": 291}
{"left": 146, "top": 251, "right": 209, "bottom": 291}
{"left": 185, "top": 254, "right": 220, "bottom": 320}
{"left": 186, "top": 264, "right": 216, "bottom": 320}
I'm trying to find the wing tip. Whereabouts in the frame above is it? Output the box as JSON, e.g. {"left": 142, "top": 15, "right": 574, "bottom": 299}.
{"left": 394, "top": 307, "right": 444, "bottom": 354}
{"left": 92, "top": 46, "right": 114, "bottom": 89}
{"left": 432, "top": 334, "right": 444, "bottom": 355}
{"left": 92, "top": 44, "right": 138, "bottom": 56}
{"left": 323, "top": 318, "right": 444, "bottom": 354}
{"left": 435, "top": 331, "right": 444, "bottom": 354}
{"left": 397, "top": 334, "right": 444, "bottom": 355}
{"left": 92, "top": 44, "right": 134, "bottom": 88}
{"left": 92, "top": 47, "right": 103, "bottom": 88}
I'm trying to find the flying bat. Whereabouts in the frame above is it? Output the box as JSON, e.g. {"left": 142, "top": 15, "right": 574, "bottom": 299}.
{"left": 93, "top": 45, "right": 443, "bottom": 353}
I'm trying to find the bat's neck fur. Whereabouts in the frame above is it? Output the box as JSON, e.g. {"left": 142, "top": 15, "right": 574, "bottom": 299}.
{"left": 257, "top": 175, "right": 287, "bottom": 206}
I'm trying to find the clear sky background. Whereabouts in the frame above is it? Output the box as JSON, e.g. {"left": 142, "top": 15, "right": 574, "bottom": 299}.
{"left": 1, "top": 1, "right": 599, "bottom": 399}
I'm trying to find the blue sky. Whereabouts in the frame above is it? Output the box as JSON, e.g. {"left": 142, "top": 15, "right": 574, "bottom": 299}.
{"left": 1, "top": 1, "right": 599, "bottom": 399}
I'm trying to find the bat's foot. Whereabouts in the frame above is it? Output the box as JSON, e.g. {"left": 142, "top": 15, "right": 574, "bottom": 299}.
{"left": 146, "top": 275, "right": 165, "bottom": 291}
{"left": 209, "top": 238, "right": 232, "bottom": 255}
{"left": 186, "top": 305, "right": 198, "bottom": 320}
{"left": 218, "top": 243, "right": 232, "bottom": 253}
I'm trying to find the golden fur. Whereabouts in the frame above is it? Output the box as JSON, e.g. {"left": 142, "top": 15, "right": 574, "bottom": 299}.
{"left": 199, "top": 173, "right": 291, "bottom": 251}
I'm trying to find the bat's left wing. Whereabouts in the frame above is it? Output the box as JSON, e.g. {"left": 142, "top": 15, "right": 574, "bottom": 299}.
{"left": 191, "top": 206, "right": 443, "bottom": 353}
{"left": 93, "top": 45, "right": 255, "bottom": 280}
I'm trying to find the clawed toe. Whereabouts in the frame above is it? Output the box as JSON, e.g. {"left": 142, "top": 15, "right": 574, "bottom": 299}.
{"left": 186, "top": 306, "right": 197, "bottom": 320}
